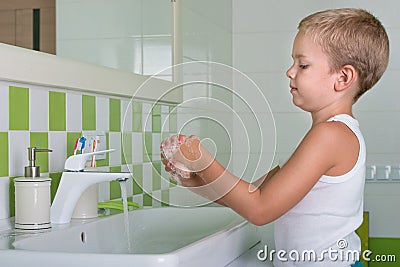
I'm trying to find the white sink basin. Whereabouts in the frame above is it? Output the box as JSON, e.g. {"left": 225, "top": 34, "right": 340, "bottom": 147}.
{"left": 4, "top": 207, "right": 259, "bottom": 267}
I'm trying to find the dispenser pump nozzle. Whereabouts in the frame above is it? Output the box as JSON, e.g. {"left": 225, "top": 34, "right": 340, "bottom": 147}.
{"left": 25, "top": 147, "right": 53, "bottom": 178}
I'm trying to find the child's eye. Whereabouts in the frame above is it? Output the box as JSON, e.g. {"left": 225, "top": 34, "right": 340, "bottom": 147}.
{"left": 299, "top": 64, "right": 309, "bottom": 69}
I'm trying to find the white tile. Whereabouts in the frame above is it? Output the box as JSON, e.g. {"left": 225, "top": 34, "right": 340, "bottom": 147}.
{"left": 161, "top": 112, "right": 169, "bottom": 133}
{"left": 109, "top": 132, "right": 121, "bottom": 166}
{"left": 232, "top": 0, "right": 271, "bottom": 33}
{"left": 0, "top": 177, "right": 9, "bottom": 219}
{"left": 66, "top": 92, "right": 82, "bottom": 132}
{"left": 354, "top": 70, "right": 400, "bottom": 112}
{"left": 121, "top": 99, "right": 132, "bottom": 132}
{"left": 30, "top": 86, "right": 49, "bottom": 131}
{"left": 357, "top": 112, "right": 400, "bottom": 155}
{"left": 332, "top": 0, "right": 400, "bottom": 28}
{"left": 142, "top": 112, "right": 152, "bottom": 132}
{"left": 142, "top": 103, "right": 152, "bottom": 132}
{"left": 273, "top": 112, "right": 311, "bottom": 155}
{"left": 132, "top": 132, "right": 143, "bottom": 163}
{"left": 98, "top": 181, "right": 110, "bottom": 202}
{"left": 9, "top": 131, "right": 29, "bottom": 177}
{"left": 142, "top": 162, "right": 152, "bottom": 194}
{"left": 233, "top": 73, "right": 297, "bottom": 113}
{"left": 233, "top": 31, "right": 295, "bottom": 73}
{"left": 151, "top": 190, "right": 162, "bottom": 208}
{"left": 232, "top": 111, "right": 276, "bottom": 155}
{"left": 161, "top": 105, "right": 170, "bottom": 114}
{"left": 0, "top": 81, "right": 9, "bottom": 131}
{"left": 96, "top": 96, "right": 109, "bottom": 131}
{"left": 132, "top": 194, "right": 143, "bottom": 207}
{"left": 152, "top": 133, "right": 161, "bottom": 161}
{"left": 160, "top": 165, "right": 171, "bottom": 190}
{"left": 142, "top": 103, "right": 152, "bottom": 114}
{"left": 386, "top": 28, "right": 400, "bottom": 71}
{"left": 48, "top": 132, "right": 67, "bottom": 173}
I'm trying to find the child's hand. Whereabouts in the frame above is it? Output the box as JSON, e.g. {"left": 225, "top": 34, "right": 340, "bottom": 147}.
{"left": 160, "top": 134, "right": 193, "bottom": 182}
{"left": 160, "top": 134, "right": 214, "bottom": 181}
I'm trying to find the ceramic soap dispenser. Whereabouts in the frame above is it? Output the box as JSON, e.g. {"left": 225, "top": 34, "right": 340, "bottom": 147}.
{"left": 14, "top": 147, "right": 52, "bottom": 230}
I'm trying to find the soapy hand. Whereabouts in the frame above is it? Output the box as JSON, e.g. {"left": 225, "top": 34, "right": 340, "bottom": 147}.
{"left": 160, "top": 134, "right": 214, "bottom": 184}
{"left": 160, "top": 134, "right": 193, "bottom": 183}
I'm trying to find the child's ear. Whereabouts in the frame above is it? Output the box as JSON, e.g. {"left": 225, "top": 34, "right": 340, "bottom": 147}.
{"left": 334, "top": 65, "right": 357, "bottom": 92}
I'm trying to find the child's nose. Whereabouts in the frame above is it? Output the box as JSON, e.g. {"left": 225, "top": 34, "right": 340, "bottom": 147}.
{"left": 286, "top": 65, "right": 295, "bottom": 79}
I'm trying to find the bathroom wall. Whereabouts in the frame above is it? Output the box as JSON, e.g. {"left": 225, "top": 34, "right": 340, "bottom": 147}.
{"left": 232, "top": 0, "right": 400, "bottom": 262}
{"left": 0, "top": 0, "right": 234, "bottom": 216}
{"left": 0, "top": 80, "right": 178, "bottom": 219}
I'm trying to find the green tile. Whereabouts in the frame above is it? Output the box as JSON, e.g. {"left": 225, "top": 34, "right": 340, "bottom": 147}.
{"left": 161, "top": 189, "right": 169, "bottom": 207}
{"left": 82, "top": 95, "right": 96, "bottom": 130}
{"left": 152, "top": 105, "right": 161, "bottom": 132}
{"left": 169, "top": 106, "right": 177, "bottom": 132}
{"left": 49, "top": 172, "right": 62, "bottom": 202}
{"left": 0, "top": 133, "right": 8, "bottom": 177}
{"left": 152, "top": 162, "right": 161, "bottom": 191}
{"left": 143, "top": 193, "right": 152, "bottom": 207}
{"left": 110, "top": 166, "right": 122, "bottom": 199}
{"left": 9, "top": 86, "right": 29, "bottom": 130}
{"left": 356, "top": 212, "right": 369, "bottom": 267}
{"left": 152, "top": 115, "right": 161, "bottom": 133}
{"left": 109, "top": 98, "right": 121, "bottom": 132}
{"left": 132, "top": 102, "right": 142, "bottom": 132}
{"left": 96, "top": 132, "right": 109, "bottom": 167}
{"left": 66, "top": 132, "right": 82, "bottom": 157}
{"left": 143, "top": 132, "right": 152, "bottom": 162}
{"left": 152, "top": 104, "right": 161, "bottom": 116}
{"left": 49, "top": 91, "right": 66, "bottom": 131}
{"left": 30, "top": 132, "right": 49, "bottom": 173}
{"left": 133, "top": 101, "right": 142, "bottom": 113}
{"left": 110, "top": 181, "right": 121, "bottom": 199}
{"left": 121, "top": 132, "right": 132, "bottom": 165}
{"left": 132, "top": 164, "right": 143, "bottom": 195}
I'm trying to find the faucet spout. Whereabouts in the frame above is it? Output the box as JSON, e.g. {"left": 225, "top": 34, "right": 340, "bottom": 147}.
{"left": 50, "top": 172, "right": 131, "bottom": 224}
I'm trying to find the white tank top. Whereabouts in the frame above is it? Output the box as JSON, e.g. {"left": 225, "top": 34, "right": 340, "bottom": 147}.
{"left": 274, "top": 114, "right": 366, "bottom": 267}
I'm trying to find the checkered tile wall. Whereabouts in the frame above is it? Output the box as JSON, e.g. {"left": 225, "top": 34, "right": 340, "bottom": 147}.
{"left": 0, "top": 80, "right": 178, "bottom": 217}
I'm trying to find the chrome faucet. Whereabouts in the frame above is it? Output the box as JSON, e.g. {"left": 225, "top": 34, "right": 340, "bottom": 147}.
{"left": 50, "top": 150, "right": 131, "bottom": 224}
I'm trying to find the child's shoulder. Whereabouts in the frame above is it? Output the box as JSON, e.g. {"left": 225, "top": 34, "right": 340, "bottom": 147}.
{"left": 305, "top": 120, "right": 358, "bottom": 148}
{"left": 301, "top": 119, "right": 359, "bottom": 175}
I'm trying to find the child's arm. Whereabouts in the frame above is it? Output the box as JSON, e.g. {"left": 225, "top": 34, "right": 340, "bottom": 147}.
{"left": 166, "top": 121, "right": 358, "bottom": 225}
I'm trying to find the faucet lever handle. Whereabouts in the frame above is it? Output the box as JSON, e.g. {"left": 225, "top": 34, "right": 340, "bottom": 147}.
{"left": 64, "top": 149, "right": 115, "bottom": 171}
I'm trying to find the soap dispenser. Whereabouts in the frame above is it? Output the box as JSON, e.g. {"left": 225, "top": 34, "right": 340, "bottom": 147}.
{"left": 14, "top": 147, "right": 52, "bottom": 230}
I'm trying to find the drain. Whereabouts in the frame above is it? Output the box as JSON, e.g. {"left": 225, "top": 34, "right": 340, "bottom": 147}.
{"left": 80, "top": 232, "right": 87, "bottom": 244}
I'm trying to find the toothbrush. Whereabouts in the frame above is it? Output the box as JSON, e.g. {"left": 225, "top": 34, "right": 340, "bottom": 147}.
{"left": 79, "top": 137, "right": 86, "bottom": 154}
{"left": 73, "top": 138, "right": 80, "bottom": 155}
{"left": 90, "top": 139, "right": 97, "bottom": 167}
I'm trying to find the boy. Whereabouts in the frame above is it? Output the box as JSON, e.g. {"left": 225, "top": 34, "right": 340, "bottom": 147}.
{"left": 161, "top": 8, "right": 389, "bottom": 266}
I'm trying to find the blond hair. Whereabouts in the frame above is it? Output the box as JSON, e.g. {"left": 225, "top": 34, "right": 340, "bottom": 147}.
{"left": 298, "top": 8, "right": 389, "bottom": 101}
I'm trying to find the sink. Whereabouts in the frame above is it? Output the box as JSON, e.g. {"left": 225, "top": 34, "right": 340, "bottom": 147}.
{"left": 3, "top": 207, "right": 259, "bottom": 267}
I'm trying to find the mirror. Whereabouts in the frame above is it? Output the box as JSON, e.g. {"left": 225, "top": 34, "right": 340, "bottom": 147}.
{"left": 0, "top": 0, "right": 232, "bottom": 103}
{"left": 56, "top": 0, "right": 173, "bottom": 80}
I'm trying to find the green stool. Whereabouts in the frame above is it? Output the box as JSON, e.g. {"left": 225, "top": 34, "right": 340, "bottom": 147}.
{"left": 355, "top": 212, "right": 369, "bottom": 267}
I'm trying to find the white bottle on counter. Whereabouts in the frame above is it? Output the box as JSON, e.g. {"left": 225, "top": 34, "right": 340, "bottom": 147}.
{"left": 14, "top": 147, "right": 52, "bottom": 231}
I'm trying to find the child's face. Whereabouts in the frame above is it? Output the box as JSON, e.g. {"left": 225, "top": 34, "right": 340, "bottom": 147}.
{"left": 286, "top": 31, "right": 339, "bottom": 112}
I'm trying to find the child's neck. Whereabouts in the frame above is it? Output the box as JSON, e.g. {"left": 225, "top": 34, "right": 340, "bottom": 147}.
{"left": 311, "top": 109, "right": 353, "bottom": 126}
